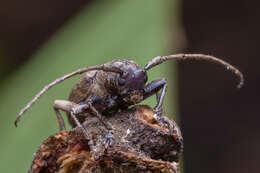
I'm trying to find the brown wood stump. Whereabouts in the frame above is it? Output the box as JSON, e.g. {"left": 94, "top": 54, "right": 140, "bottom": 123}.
{"left": 29, "top": 105, "right": 183, "bottom": 173}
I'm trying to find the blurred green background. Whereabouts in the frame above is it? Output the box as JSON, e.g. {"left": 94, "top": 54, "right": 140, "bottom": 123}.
{"left": 0, "top": 1, "right": 181, "bottom": 172}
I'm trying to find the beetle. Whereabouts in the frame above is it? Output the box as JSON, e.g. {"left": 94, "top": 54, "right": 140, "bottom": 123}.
{"left": 14, "top": 54, "right": 244, "bottom": 150}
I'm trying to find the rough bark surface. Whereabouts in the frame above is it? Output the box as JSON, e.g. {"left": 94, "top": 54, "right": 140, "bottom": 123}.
{"left": 29, "top": 105, "right": 183, "bottom": 173}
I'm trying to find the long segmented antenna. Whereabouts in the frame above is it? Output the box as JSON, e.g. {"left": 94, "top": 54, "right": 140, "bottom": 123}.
{"left": 144, "top": 54, "right": 244, "bottom": 88}
{"left": 15, "top": 65, "right": 123, "bottom": 127}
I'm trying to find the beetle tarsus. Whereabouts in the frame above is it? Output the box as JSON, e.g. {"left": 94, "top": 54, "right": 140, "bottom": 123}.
{"left": 154, "top": 109, "right": 176, "bottom": 136}
{"left": 104, "top": 130, "right": 115, "bottom": 149}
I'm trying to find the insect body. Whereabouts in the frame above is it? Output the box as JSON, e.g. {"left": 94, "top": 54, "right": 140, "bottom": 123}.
{"left": 66, "top": 59, "right": 148, "bottom": 128}
{"left": 15, "top": 54, "right": 244, "bottom": 150}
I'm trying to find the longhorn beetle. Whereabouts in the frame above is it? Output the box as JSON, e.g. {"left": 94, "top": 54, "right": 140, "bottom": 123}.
{"left": 15, "top": 54, "right": 244, "bottom": 150}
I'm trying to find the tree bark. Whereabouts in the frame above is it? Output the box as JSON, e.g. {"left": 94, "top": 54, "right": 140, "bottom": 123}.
{"left": 29, "top": 105, "right": 183, "bottom": 173}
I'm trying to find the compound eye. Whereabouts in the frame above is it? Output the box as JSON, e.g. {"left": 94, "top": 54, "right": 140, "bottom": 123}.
{"left": 118, "top": 77, "right": 126, "bottom": 85}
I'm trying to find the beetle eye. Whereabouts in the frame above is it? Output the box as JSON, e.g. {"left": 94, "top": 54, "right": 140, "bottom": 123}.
{"left": 118, "top": 77, "right": 126, "bottom": 85}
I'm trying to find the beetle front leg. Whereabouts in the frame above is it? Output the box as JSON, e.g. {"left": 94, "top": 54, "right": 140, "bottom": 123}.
{"left": 143, "top": 79, "right": 175, "bottom": 131}
{"left": 144, "top": 78, "right": 167, "bottom": 113}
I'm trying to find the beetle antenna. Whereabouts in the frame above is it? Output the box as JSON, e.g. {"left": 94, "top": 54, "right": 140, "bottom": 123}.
{"left": 15, "top": 65, "right": 123, "bottom": 127}
{"left": 144, "top": 54, "right": 244, "bottom": 89}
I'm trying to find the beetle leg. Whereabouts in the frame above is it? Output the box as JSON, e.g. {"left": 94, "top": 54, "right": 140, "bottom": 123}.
{"left": 76, "top": 95, "right": 113, "bottom": 130}
{"left": 53, "top": 108, "right": 66, "bottom": 131}
{"left": 144, "top": 80, "right": 178, "bottom": 135}
{"left": 85, "top": 100, "right": 115, "bottom": 149}
{"left": 53, "top": 100, "right": 78, "bottom": 131}
{"left": 87, "top": 104, "right": 112, "bottom": 130}
{"left": 53, "top": 100, "right": 95, "bottom": 150}
{"left": 104, "top": 129, "right": 114, "bottom": 149}
{"left": 156, "top": 92, "right": 161, "bottom": 103}
{"left": 143, "top": 78, "right": 167, "bottom": 112}
{"left": 143, "top": 79, "right": 176, "bottom": 132}
{"left": 88, "top": 105, "right": 114, "bottom": 149}
{"left": 69, "top": 95, "right": 115, "bottom": 148}
{"left": 70, "top": 111, "right": 95, "bottom": 151}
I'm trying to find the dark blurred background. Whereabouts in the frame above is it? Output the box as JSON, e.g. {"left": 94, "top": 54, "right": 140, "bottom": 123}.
{"left": 0, "top": 0, "right": 93, "bottom": 78}
{"left": 180, "top": 1, "right": 259, "bottom": 173}
{"left": 0, "top": 0, "right": 259, "bottom": 173}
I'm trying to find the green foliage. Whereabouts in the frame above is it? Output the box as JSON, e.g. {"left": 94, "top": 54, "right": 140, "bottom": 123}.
{"left": 0, "top": 1, "right": 179, "bottom": 172}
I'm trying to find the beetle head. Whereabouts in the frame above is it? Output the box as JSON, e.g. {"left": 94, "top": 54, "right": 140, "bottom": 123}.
{"left": 118, "top": 67, "right": 147, "bottom": 103}
{"left": 119, "top": 69, "right": 147, "bottom": 90}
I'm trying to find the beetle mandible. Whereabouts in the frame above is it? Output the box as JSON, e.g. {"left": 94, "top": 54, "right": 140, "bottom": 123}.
{"left": 14, "top": 54, "right": 244, "bottom": 150}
